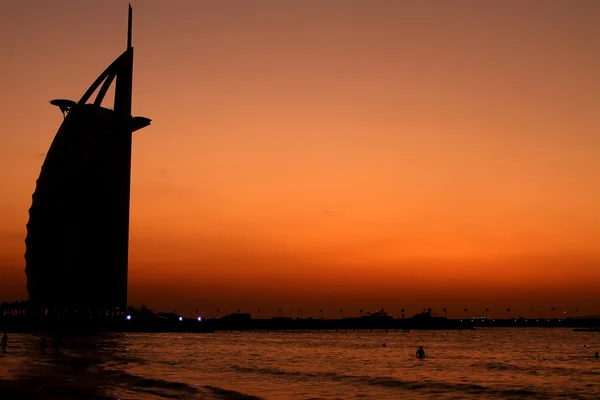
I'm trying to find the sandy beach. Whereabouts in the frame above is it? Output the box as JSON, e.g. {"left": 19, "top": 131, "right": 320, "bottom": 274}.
{"left": 0, "top": 379, "right": 111, "bottom": 400}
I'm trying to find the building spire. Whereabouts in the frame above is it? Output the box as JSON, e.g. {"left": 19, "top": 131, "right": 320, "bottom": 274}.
{"left": 127, "top": 4, "right": 132, "bottom": 50}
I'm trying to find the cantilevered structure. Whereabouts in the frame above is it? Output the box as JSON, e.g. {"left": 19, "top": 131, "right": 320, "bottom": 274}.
{"left": 25, "top": 5, "right": 150, "bottom": 312}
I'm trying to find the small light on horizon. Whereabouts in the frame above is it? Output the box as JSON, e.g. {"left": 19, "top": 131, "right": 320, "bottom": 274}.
{"left": 197, "top": 317, "right": 202, "bottom": 322}
{"left": 126, "top": 315, "right": 131, "bottom": 320}
{"left": 179, "top": 316, "right": 183, "bottom": 321}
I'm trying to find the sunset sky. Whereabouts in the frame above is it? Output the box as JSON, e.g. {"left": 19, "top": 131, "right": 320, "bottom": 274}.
{"left": 1, "top": 0, "right": 599, "bottom": 318}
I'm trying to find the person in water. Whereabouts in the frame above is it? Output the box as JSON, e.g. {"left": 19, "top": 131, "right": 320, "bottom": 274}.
{"left": 1, "top": 332, "right": 7, "bottom": 353}
{"left": 416, "top": 345, "right": 425, "bottom": 358}
{"left": 595, "top": 352, "right": 599, "bottom": 359}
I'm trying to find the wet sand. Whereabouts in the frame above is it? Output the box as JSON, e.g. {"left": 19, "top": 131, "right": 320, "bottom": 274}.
{"left": 0, "top": 379, "right": 111, "bottom": 400}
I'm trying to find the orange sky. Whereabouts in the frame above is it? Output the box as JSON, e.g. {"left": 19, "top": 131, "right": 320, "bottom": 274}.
{"left": 1, "top": 1, "right": 599, "bottom": 318}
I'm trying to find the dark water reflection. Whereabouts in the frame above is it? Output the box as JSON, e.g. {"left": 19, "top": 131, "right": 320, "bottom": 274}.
{"left": 1, "top": 329, "right": 599, "bottom": 399}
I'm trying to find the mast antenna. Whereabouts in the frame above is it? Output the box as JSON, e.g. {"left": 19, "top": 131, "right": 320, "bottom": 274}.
{"left": 127, "top": 4, "right": 132, "bottom": 49}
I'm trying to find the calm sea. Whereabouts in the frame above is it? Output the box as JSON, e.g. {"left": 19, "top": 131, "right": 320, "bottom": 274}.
{"left": 1, "top": 329, "right": 599, "bottom": 399}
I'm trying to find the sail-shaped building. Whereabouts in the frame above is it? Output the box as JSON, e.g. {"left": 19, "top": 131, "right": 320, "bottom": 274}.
{"left": 25, "top": 6, "right": 150, "bottom": 313}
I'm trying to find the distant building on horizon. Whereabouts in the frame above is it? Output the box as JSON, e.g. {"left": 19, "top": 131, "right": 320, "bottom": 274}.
{"left": 24, "top": 6, "right": 150, "bottom": 312}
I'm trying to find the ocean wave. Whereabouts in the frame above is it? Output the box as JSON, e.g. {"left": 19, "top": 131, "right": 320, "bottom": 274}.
{"left": 127, "top": 375, "right": 196, "bottom": 391}
{"left": 364, "top": 377, "right": 537, "bottom": 397}
{"left": 204, "top": 385, "right": 264, "bottom": 400}
{"left": 100, "top": 367, "right": 264, "bottom": 400}
{"left": 481, "top": 362, "right": 542, "bottom": 374}
{"left": 231, "top": 365, "right": 541, "bottom": 397}
{"left": 476, "top": 361, "right": 597, "bottom": 377}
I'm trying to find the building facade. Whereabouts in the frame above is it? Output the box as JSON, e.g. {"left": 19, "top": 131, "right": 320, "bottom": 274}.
{"left": 25, "top": 6, "right": 150, "bottom": 312}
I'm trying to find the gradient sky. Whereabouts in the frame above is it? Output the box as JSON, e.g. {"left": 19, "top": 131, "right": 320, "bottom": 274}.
{"left": 1, "top": 0, "right": 599, "bottom": 318}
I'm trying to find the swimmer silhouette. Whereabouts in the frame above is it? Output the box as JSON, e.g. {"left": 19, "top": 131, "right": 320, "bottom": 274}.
{"left": 416, "top": 345, "right": 425, "bottom": 358}
{"left": 382, "top": 342, "right": 386, "bottom": 348}
{"left": 595, "top": 352, "right": 599, "bottom": 359}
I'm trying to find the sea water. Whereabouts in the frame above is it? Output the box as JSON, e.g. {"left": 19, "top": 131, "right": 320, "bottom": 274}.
{"left": 1, "top": 329, "right": 599, "bottom": 399}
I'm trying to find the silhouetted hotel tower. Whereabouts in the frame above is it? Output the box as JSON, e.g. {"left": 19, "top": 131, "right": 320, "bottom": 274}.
{"left": 25, "top": 6, "right": 150, "bottom": 313}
